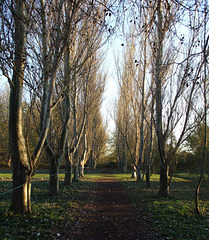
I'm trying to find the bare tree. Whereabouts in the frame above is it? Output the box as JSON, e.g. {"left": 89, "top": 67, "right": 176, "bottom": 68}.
{"left": 195, "top": 0, "right": 208, "bottom": 214}
{"left": 1, "top": 0, "right": 105, "bottom": 213}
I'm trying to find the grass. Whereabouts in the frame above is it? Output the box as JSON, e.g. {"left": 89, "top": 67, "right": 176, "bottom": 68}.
{"left": 114, "top": 172, "right": 209, "bottom": 240}
{"left": 0, "top": 170, "right": 98, "bottom": 239}
{"left": 0, "top": 170, "right": 209, "bottom": 239}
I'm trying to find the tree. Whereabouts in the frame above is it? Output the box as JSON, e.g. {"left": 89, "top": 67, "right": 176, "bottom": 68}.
{"left": 194, "top": 0, "right": 209, "bottom": 214}
{"left": 113, "top": 0, "right": 208, "bottom": 196}
{"left": 151, "top": 0, "right": 206, "bottom": 196}
{"left": 0, "top": 88, "right": 10, "bottom": 167}
{"left": 8, "top": 0, "right": 33, "bottom": 214}
{"left": 1, "top": 0, "right": 101, "bottom": 213}
{"left": 114, "top": 35, "right": 140, "bottom": 173}
{"left": 41, "top": 0, "right": 109, "bottom": 190}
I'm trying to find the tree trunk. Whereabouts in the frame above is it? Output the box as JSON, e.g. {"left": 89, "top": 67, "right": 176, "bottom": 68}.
{"left": 155, "top": 0, "right": 168, "bottom": 196}
{"left": 10, "top": 175, "right": 31, "bottom": 214}
{"left": 121, "top": 145, "right": 127, "bottom": 173}
{"left": 146, "top": 166, "right": 150, "bottom": 187}
{"left": 89, "top": 151, "right": 92, "bottom": 172}
{"left": 159, "top": 161, "right": 168, "bottom": 196}
{"left": 49, "top": 158, "right": 59, "bottom": 195}
{"left": 79, "top": 159, "right": 85, "bottom": 177}
{"left": 137, "top": 15, "right": 147, "bottom": 182}
{"left": 73, "top": 164, "right": 79, "bottom": 182}
{"left": 195, "top": 3, "right": 207, "bottom": 214}
{"left": 64, "top": 159, "right": 72, "bottom": 186}
{"left": 64, "top": 143, "right": 72, "bottom": 186}
{"left": 9, "top": 0, "right": 32, "bottom": 214}
{"left": 131, "top": 165, "right": 137, "bottom": 178}
{"left": 146, "top": 96, "right": 154, "bottom": 188}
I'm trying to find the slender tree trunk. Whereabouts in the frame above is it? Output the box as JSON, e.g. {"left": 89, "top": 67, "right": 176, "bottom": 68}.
{"left": 131, "top": 165, "right": 137, "bottom": 178}
{"left": 137, "top": 16, "right": 147, "bottom": 182}
{"left": 146, "top": 96, "right": 154, "bottom": 187}
{"left": 195, "top": 126, "right": 206, "bottom": 214}
{"left": 195, "top": 2, "right": 207, "bottom": 214}
{"left": 79, "top": 159, "right": 85, "bottom": 177}
{"left": 121, "top": 139, "right": 127, "bottom": 173}
{"left": 64, "top": 143, "right": 72, "bottom": 186}
{"left": 80, "top": 130, "right": 87, "bottom": 177}
{"left": 145, "top": 166, "right": 150, "bottom": 187}
{"left": 72, "top": 74, "right": 80, "bottom": 182}
{"left": 40, "top": 0, "right": 48, "bottom": 129}
{"left": 155, "top": 0, "right": 168, "bottom": 196}
{"left": 73, "top": 164, "right": 79, "bottom": 182}
{"left": 9, "top": 0, "right": 32, "bottom": 214}
{"left": 89, "top": 150, "right": 93, "bottom": 172}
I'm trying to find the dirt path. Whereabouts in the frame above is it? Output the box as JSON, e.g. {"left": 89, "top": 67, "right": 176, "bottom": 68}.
{"left": 62, "top": 174, "right": 158, "bottom": 240}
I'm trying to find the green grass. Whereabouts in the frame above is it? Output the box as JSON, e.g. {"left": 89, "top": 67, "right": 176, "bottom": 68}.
{"left": 1, "top": 171, "right": 209, "bottom": 239}
{"left": 0, "top": 171, "right": 98, "bottom": 239}
{"left": 114, "top": 172, "right": 209, "bottom": 240}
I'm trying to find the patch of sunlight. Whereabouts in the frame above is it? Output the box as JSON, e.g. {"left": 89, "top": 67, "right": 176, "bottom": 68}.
{"left": 172, "top": 176, "right": 192, "bottom": 182}
{"left": 150, "top": 174, "right": 160, "bottom": 182}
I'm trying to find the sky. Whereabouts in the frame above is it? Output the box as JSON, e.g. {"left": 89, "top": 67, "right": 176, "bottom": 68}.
{"left": 101, "top": 38, "right": 123, "bottom": 135}
{"left": 0, "top": 76, "right": 9, "bottom": 92}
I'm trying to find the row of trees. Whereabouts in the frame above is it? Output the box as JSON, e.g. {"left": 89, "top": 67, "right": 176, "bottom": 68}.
{"left": 113, "top": 0, "right": 209, "bottom": 212}
{"left": 0, "top": 0, "right": 110, "bottom": 214}
{"left": 1, "top": 0, "right": 208, "bottom": 216}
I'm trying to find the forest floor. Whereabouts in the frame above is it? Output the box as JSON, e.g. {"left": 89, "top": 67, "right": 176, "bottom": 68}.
{"left": 60, "top": 170, "right": 159, "bottom": 240}
{"left": 1, "top": 169, "right": 209, "bottom": 239}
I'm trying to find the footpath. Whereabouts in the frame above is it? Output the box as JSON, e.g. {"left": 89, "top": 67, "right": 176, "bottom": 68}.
{"left": 61, "top": 174, "right": 159, "bottom": 240}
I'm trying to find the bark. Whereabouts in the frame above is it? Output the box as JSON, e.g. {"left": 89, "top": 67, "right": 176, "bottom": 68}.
{"left": 39, "top": 0, "right": 48, "bottom": 130}
{"left": 73, "top": 164, "right": 79, "bottom": 182}
{"left": 49, "top": 159, "right": 59, "bottom": 195}
{"left": 89, "top": 150, "right": 94, "bottom": 172}
{"left": 195, "top": 3, "right": 207, "bottom": 214}
{"left": 159, "top": 160, "right": 168, "bottom": 196}
{"left": 10, "top": 176, "right": 32, "bottom": 214}
{"left": 72, "top": 74, "right": 79, "bottom": 182}
{"left": 79, "top": 118, "right": 88, "bottom": 177}
{"left": 145, "top": 166, "right": 150, "bottom": 187}
{"left": 79, "top": 160, "right": 85, "bottom": 177}
{"left": 9, "top": 0, "right": 32, "bottom": 214}
{"left": 155, "top": 0, "right": 168, "bottom": 196}
{"left": 131, "top": 165, "right": 137, "bottom": 178}
{"left": 89, "top": 149, "right": 96, "bottom": 172}
{"left": 64, "top": 143, "right": 72, "bottom": 186}
{"left": 146, "top": 95, "right": 154, "bottom": 188}
{"left": 137, "top": 23, "right": 147, "bottom": 182}
{"left": 121, "top": 139, "right": 127, "bottom": 173}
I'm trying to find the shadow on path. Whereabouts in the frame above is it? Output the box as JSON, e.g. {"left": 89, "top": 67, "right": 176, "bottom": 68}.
{"left": 63, "top": 174, "right": 158, "bottom": 240}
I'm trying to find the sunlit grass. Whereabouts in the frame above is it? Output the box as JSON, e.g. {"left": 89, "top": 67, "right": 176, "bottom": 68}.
{"left": 0, "top": 169, "right": 12, "bottom": 179}
{"left": 85, "top": 173, "right": 108, "bottom": 180}
{"left": 0, "top": 169, "right": 67, "bottom": 181}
